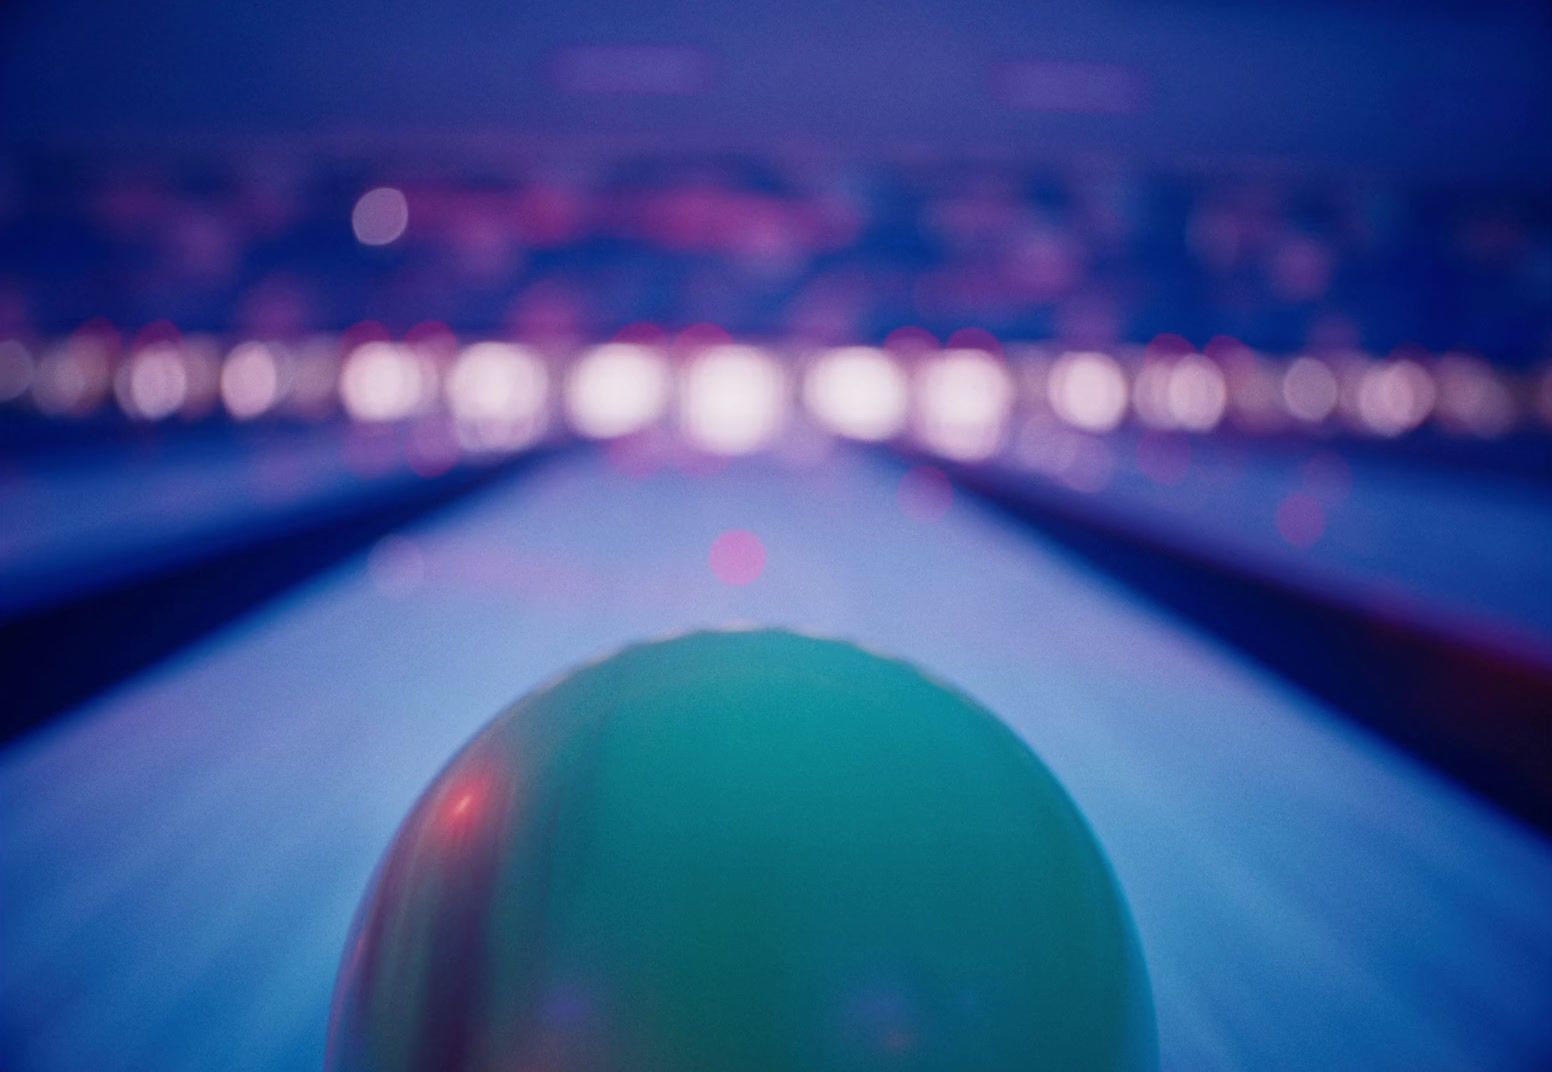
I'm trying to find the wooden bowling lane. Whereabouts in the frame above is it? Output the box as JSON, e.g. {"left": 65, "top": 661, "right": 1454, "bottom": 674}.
{"left": 2, "top": 448, "right": 1550, "bottom": 1071}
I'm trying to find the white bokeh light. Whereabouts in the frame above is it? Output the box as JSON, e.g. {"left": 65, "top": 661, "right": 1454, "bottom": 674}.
{"left": 914, "top": 349, "right": 1014, "bottom": 461}
{"left": 1165, "top": 354, "right": 1228, "bottom": 432}
{"left": 1281, "top": 356, "right": 1340, "bottom": 423}
{"left": 339, "top": 342, "right": 430, "bottom": 423}
{"left": 1355, "top": 359, "right": 1435, "bottom": 437}
{"left": 220, "top": 341, "right": 284, "bottom": 420}
{"left": 1048, "top": 350, "right": 1128, "bottom": 434}
{"left": 680, "top": 344, "right": 787, "bottom": 455}
{"left": 565, "top": 343, "right": 671, "bottom": 439}
{"left": 446, "top": 342, "right": 549, "bottom": 451}
{"left": 116, "top": 343, "right": 189, "bottom": 421}
{"left": 352, "top": 187, "right": 409, "bottom": 246}
{"left": 802, "top": 346, "right": 908, "bottom": 441}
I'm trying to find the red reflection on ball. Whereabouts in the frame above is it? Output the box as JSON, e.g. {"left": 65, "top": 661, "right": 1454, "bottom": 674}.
{"left": 441, "top": 775, "right": 492, "bottom": 829}
{"left": 709, "top": 529, "right": 766, "bottom": 585}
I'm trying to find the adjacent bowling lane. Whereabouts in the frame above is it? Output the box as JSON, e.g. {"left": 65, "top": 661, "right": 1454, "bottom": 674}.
{"left": 2, "top": 446, "right": 1550, "bottom": 1071}
{"left": 0, "top": 422, "right": 480, "bottom": 620}
{"left": 999, "top": 426, "right": 1552, "bottom": 656}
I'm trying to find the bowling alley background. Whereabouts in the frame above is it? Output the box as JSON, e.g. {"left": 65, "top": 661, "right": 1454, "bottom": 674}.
{"left": 2, "top": 2, "right": 1552, "bottom": 1070}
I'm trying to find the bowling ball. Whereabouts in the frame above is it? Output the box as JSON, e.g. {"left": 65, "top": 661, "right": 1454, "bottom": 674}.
{"left": 327, "top": 629, "right": 1155, "bottom": 1071}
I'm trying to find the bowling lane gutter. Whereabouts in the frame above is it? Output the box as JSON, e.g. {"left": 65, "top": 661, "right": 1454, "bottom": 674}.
{"left": 915, "top": 452, "right": 1552, "bottom": 839}
{"left": 0, "top": 445, "right": 568, "bottom": 746}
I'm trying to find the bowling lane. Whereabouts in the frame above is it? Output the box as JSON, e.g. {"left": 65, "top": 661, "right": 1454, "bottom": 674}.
{"left": 3, "top": 448, "right": 1550, "bottom": 1071}
{"left": 0, "top": 422, "right": 472, "bottom": 620}
{"left": 1002, "top": 427, "right": 1552, "bottom": 655}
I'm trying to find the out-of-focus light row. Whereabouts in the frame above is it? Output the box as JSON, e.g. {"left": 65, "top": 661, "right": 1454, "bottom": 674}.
{"left": 1, "top": 334, "right": 1550, "bottom": 458}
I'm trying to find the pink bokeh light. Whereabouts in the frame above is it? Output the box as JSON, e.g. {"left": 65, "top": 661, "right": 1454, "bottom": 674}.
{"left": 708, "top": 529, "right": 766, "bottom": 586}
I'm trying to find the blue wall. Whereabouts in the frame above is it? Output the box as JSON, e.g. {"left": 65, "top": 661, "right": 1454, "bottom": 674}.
{"left": 2, "top": 0, "right": 1550, "bottom": 176}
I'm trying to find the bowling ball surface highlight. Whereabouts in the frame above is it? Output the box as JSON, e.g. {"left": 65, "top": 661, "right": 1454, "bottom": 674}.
{"left": 328, "top": 629, "right": 1156, "bottom": 1071}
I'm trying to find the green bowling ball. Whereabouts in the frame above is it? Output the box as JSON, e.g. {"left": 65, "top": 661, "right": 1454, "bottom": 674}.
{"left": 327, "top": 629, "right": 1156, "bottom": 1071}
